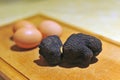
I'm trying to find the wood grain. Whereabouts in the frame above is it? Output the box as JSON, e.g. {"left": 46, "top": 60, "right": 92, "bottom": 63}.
{"left": 0, "top": 14, "right": 120, "bottom": 80}
{"left": 0, "top": 58, "right": 28, "bottom": 80}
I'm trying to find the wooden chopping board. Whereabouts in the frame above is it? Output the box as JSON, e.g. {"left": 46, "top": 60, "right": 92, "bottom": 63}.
{"left": 0, "top": 14, "right": 120, "bottom": 80}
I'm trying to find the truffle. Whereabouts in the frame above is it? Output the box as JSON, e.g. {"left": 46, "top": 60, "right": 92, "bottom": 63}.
{"left": 77, "top": 33, "right": 102, "bottom": 56}
{"left": 38, "top": 33, "right": 102, "bottom": 67}
{"left": 62, "top": 33, "right": 102, "bottom": 66}
{"left": 39, "top": 35, "right": 62, "bottom": 65}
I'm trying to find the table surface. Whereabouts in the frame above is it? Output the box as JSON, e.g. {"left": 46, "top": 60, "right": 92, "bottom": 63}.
{"left": 0, "top": 0, "right": 120, "bottom": 42}
{"left": 0, "top": 14, "right": 120, "bottom": 80}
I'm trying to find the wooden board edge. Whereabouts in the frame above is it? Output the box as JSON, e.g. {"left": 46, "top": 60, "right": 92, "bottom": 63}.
{"left": 0, "top": 71, "right": 11, "bottom": 80}
{"left": 37, "top": 13, "right": 120, "bottom": 47}
{"left": 0, "top": 13, "right": 120, "bottom": 47}
{"left": 0, "top": 57, "right": 29, "bottom": 80}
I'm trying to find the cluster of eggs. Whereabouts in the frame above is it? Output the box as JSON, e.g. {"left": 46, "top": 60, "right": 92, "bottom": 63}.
{"left": 12, "top": 20, "right": 62, "bottom": 49}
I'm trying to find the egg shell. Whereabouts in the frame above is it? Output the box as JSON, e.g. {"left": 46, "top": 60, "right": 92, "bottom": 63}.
{"left": 38, "top": 20, "right": 62, "bottom": 37}
{"left": 13, "top": 27, "right": 42, "bottom": 49}
{"left": 13, "top": 20, "right": 36, "bottom": 33}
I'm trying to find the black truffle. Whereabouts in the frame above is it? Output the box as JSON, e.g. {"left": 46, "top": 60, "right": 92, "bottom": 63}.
{"left": 77, "top": 33, "right": 102, "bottom": 56}
{"left": 38, "top": 33, "right": 102, "bottom": 67}
{"left": 39, "top": 35, "right": 62, "bottom": 65}
{"left": 62, "top": 33, "right": 102, "bottom": 66}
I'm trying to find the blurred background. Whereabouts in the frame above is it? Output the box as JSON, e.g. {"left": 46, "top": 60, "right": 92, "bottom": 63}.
{"left": 0, "top": 0, "right": 120, "bottom": 42}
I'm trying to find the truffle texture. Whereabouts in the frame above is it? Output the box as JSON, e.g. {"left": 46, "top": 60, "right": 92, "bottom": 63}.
{"left": 39, "top": 33, "right": 102, "bottom": 66}
{"left": 39, "top": 35, "right": 62, "bottom": 65}
{"left": 77, "top": 33, "right": 102, "bottom": 56}
{"left": 62, "top": 33, "right": 102, "bottom": 66}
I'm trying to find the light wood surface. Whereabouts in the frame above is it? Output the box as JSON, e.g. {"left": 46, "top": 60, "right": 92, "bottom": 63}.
{"left": 0, "top": 14, "right": 120, "bottom": 80}
{"left": 0, "top": 58, "right": 28, "bottom": 80}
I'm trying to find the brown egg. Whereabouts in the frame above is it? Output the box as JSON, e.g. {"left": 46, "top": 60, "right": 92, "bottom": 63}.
{"left": 13, "top": 27, "right": 42, "bottom": 49}
{"left": 13, "top": 20, "right": 36, "bottom": 33}
{"left": 38, "top": 20, "right": 62, "bottom": 38}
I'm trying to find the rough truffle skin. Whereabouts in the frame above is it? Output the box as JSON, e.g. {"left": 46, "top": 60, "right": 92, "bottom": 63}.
{"left": 63, "top": 33, "right": 102, "bottom": 65}
{"left": 77, "top": 33, "right": 102, "bottom": 56}
{"left": 39, "top": 35, "right": 62, "bottom": 65}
